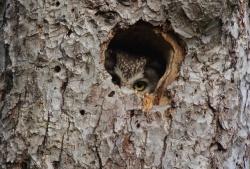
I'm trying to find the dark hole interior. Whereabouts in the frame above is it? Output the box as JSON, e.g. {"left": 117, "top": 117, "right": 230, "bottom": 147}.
{"left": 105, "top": 21, "right": 173, "bottom": 93}
{"left": 56, "top": 1, "right": 60, "bottom": 6}
{"left": 79, "top": 109, "right": 85, "bottom": 115}
{"left": 54, "top": 65, "right": 61, "bottom": 73}
{"left": 108, "top": 91, "right": 115, "bottom": 97}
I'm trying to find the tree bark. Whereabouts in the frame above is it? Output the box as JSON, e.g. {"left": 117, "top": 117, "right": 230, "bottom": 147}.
{"left": 0, "top": 0, "right": 249, "bottom": 169}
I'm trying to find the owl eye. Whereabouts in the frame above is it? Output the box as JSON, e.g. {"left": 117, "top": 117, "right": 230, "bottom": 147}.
{"left": 111, "top": 74, "right": 121, "bottom": 86}
{"left": 133, "top": 81, "right": 148, "bottom": 91}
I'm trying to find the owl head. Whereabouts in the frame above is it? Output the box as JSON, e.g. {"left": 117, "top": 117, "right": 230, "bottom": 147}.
{"left": 105, "top": 50, "right": 161, "bottom": 93}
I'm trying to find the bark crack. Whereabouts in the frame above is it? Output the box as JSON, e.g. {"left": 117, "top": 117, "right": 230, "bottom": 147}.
{"left": 242, "top": 88, "right": 249, "bottom": 115}
{"left": 92, "top": 99, "right": 105, "bottom": 169}
{"left": 4, "top": 94, "right": 21, "bottom": 133}
{"left": 41, "top": 111, "right": 50, "bottom": 151}
{"left": 52, "top": 119, "right": 71, "bottom": 169}
{"left": 94, "top": 144, "right": 103, "bottom": 169}
{"left": 206, "top": 88, "right": 217, "bottom": 113}
{"left": 60, "top": 70, "right": 69, "bottom": 112}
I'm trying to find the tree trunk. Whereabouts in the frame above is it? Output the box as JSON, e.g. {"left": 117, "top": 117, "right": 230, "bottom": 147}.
{"left": 0, "top": 0, "right": 249, "bottom": 169}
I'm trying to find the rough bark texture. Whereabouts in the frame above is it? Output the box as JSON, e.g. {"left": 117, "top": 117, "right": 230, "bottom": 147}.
{"left": 0, "top": 0, "right": 249, "bottom": 169}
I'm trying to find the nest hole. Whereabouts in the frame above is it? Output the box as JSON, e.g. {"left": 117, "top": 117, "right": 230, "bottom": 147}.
{"left": 104, "top": 21, "right": 173, "bottom": 94}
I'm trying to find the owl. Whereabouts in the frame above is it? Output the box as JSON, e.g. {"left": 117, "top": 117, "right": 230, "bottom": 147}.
{"left": 105, "top": 50, "right": 162, "bottom": 93}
